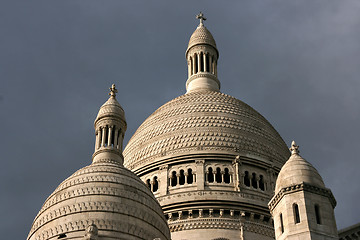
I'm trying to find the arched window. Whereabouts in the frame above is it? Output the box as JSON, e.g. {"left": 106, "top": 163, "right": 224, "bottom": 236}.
{"left": 171, "top": 171, "right": 177, "bottom": 187}
{"left": 259, "top": 175, "right": 265, "bottom": 191}
{"left": 146, "top": 179, "right": 151, "bottom": 189}
{"left": 224, "top": 168, "right": 230, "bottom": 183}
{"left": 293, "top": 203, "right": 300, "bottom": 224}
{"left": 252, "top": 173, "right": 258, "bottom": 189}
{"left": 315, "top": 204, "right": 321, "bottom": 224}
{"left": 190, "top": 57, "right": 193, "bottom": 75}
{"left": 179, "top": 170, "right": 185, "bottom": 185}
{"left": 200, "top": 52, "right": 204, "bottom": 72}
{"left": 244, "top": 171, "right": 250, "bottom": 187}
{"left": 208, "top": 167, "right": 214, "bottom": 183}
{"left": 194, "top": 54, "right": 198, "bottom": 73}
{"left": 153, "top": 176, "right": 158, "bottom": 192}
{"left": 104, "top": 126, "right": 108, "bottom": 147}
{"left": 110, "top": 126, "right": 115, "bottom": 147}
{"left": 205, "top": 54, "right": 210, "bottom": 72}
{"left": 280, "top": 213, "right": 284, "bottom": 233}
{"left": 187, "top": 169, "right": 193, "bottom": 184}
{"left": 215, "top": 167, "right": 222, "bottom": 183}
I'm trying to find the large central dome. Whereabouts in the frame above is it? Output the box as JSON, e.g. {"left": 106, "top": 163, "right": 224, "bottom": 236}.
{"left": 124, "top": 14, "right": 290, "bottom": 240}
{"left": 124, "top": 90, "right": 289, "bottom": 171}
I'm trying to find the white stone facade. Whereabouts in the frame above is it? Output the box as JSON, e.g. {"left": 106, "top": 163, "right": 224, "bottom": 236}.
{"left": 28, "top": 14, "right": 350, "bottom": 240}
{"left": 269, "top": 142, "right": 338, "bottom": 240}
{"left": 123, "top": 15, "right": 290, "bottom": 240}
{"left": 27, "top": 86, "right": 171, "bottom": 240}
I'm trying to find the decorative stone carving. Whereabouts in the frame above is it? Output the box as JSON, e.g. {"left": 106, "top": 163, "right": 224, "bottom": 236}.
{"left": 84, "top": 224, "right": 98, "bottom": 240}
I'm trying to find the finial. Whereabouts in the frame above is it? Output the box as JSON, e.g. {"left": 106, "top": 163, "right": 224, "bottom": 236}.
{"left": 109, "top": 84, "right": 118, "bottom": 97}
{"left": 289, "top": 140, "right": 300, "bottom": 155}
{"left": 196, "top": 12, "right": 206, "bottom": 26}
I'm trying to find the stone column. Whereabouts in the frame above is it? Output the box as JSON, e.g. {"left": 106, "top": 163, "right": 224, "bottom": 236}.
{"left": 159, "top": 165, "right": 168, "bottom": 195}
{"left": 97, "top": 128, "right": 102, "bottom": 149}
{"left": 184, "top": 172, "right": 188, "bottom": 185}
{"left": 108, "top": 126, "right": 112, "bottom": 147}
{"left": 192, "top": 54, "right": 196, "bottom": 74}
{"left": 267, "top": 168, "right": 275, "bottom": 193}
{"left": 196, "top": 160, "right": 205, "bottom": 190}
{"left": 101, "top": 127, "right": 106, "bottom": 147}
{"left": 188, "top": 59, "right": 191, "bottom": 78}
{"left": 233, "top": 156, "right": 241, "bottom": 191}
{"left": 199, "top": 209, "right": 203, "bottom": 218}
{"left": 150, "top": 179, "right": 154, "bottom": 192}
{"left": 95, "top": 130, "right": 99, "bottom": 150}
{"left": 178, "top": 211, "right": 182, "bottom": 220}
{"left": 176, "top": 173, "right": 180, "bottom": 185}
{"left": 221, "top": 170, "right": 225, "bottom": 183}
{"left": 209, "top": 55, "right": 213, "bottom": 73}
{"left": 114, "top": 128, "right": 119, "bottom": 149}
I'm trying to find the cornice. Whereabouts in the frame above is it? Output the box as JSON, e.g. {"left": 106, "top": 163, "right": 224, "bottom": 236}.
{"left": 268, "top": 182, "right": 337, "bottom": 211}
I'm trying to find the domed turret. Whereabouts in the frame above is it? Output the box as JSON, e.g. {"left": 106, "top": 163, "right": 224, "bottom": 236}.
{"left": 185, "top": 12, "right": 220, "bottom": 92}
{"left": 92, "top": 84, "right": 127, "bottom": 164}
{"left": 269, "top": 141, "right": 338, "bottom": 240}
{"left": 27, "top": 85, "right": 171, "bottom": 240}
{"left": 274, "top": 141, "right": 325, "bottom": 193}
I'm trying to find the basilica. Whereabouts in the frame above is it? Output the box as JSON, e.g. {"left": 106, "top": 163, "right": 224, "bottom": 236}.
{"left": 27, "top": 14, "right": 359, "bottom": 240}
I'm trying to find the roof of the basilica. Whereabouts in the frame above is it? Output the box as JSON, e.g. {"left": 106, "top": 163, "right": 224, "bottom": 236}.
{"left": 124, "top": 90, "right": 290, "bottom": 171}
{"left": 28, "top": 161, "right": 170, "bottom": 240}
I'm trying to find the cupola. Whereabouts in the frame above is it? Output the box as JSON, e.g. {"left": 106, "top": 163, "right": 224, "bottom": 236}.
{"left": 269, "top": 141, "right": 338, "bottom": 240}
{"left": 92, "top": 84, "right": 127, "bottom": 164}
{"left": 185, "top": 12, "right": 220, "bottom": 92}
{"left": 274, "top": 141, "right": 325, "bottom": 193}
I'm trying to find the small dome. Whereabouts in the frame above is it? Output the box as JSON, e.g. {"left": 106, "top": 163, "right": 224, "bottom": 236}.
{"left": 275, "top": 142, "right": 325, "bottom": 193}
{"left": 186, "top": 24, "right": 217, "bottom": 55}
{"left": 95, "top": 95, "right": 125, "bottom": 122}
{"left": 27, "top": 162, "right": 171, "bottom": 240}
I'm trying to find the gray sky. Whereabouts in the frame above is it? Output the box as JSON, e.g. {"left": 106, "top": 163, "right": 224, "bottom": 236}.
{"left": 1, "top": 1, "right": 360, "bottom": 239}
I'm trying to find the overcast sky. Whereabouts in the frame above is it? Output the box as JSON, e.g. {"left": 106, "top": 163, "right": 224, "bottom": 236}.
{"left": 1, "top": 1, "right": 360, "bottom": 239}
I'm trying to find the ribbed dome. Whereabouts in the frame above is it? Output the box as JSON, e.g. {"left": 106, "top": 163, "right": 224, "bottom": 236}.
{"left": 27, "top": 162, "right": 171, "bottom": 240}
{"left": 124, "top": 90, "right": 290, "bottom": 171}
{"left": 96, "top": 96, "right": 125, "bottom": 123}
{"left": 275, "top": 152, "right": 325, "bottom": 193}
{"left": 186, "top": 24, "right": 217, "bottom": 55}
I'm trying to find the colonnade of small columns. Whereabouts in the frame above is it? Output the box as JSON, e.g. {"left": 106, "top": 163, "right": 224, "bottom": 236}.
{"left": 166, "top": 208, "right": 271, "bottom": 223}
{"left": 169, "top": 169, "right": 196, "bottom": 187}
{"left": 188, "top": 51, "right": 217, "bottom": 78}
{"left": 146, "top": 176, "right": 159, "bottom": 193}
{"left": 95, "top": 125, "right": 123, "bottom": 150}
{"left": 241, "top": 171, "right": 267, "bottom": 191}
{"left": 205, "top": 167, "right": 232, "bottom": 184}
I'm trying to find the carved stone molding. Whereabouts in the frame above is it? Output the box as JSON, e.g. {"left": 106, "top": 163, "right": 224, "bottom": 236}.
{"left": 268, "top": 182, "right": 337, "bottom": 211}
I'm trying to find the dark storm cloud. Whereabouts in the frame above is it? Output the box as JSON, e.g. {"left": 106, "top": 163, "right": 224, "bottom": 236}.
{"left": 1, "top": 0, "right": 359, "bottom": 238}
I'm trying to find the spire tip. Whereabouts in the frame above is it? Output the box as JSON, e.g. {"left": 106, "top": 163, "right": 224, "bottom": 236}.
{"left": 109, "top": 84, "right": 118, "bottom": 97}
{"left": 196, "top": 12, "right": 206, "bottom": 26}
{"left": 290, "top": 140, "right": 300, "bottom": 155}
